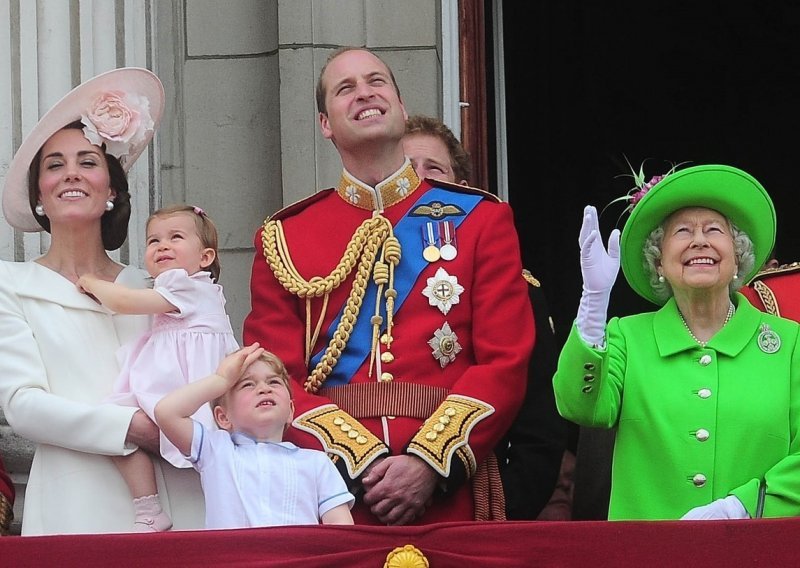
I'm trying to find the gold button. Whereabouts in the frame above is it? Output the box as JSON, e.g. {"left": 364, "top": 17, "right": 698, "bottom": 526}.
{"left": 438, "top": 415, "right": 450, "bottom": 425}
{"left": 425, "top": 431, "right": 438, "bottom": 441}
{"left": 380, "top": 352, "right": 395, "bottom": 364}
{"left": 333, "top": 417, "right": 344, "bottom": 425}
{"left": 380, "top": 372, "right": 394, "bottom": 382}
{"left": 340, "top": 423, "right": 351, "bottom": 432}
{"left": 380, "top": 334, "right": 390, "bottom": 345}
{"left": 433, "top": 423, "right": 445, "bottom": 432}
{"left": 348, "top": 430, "right": 359, "bottom": 439}
{"left": 356, "top": 436, "right": 368, "bottom": 444}
{"left": 445, "top": 407, "right": 457, "bottom": 416}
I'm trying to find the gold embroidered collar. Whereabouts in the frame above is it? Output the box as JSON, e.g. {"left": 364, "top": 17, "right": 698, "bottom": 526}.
{"left": 336, "top": 159, "right": 421, "bottom": 211}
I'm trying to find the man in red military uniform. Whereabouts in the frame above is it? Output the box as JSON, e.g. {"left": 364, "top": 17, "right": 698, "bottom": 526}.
{"left": 741, "top": 261, "right": 800, "bottom": 320}
{"left": 243, "top": 47, "right": 533, "bottom": 526}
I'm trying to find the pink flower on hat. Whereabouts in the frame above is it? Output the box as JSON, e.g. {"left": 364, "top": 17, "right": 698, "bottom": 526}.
{"left": 81, "top": 91, "right": 154, "bottom": 162}
{"left": 629, "top": 174, "right": 665, "bottom": 205}
{"left": 603, "top": 158, "right": 689, "bottom": 218}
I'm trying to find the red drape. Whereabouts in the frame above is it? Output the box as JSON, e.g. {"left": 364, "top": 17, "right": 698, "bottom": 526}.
{"left": 0, "top": 518, "right": 794, "bottom": 567}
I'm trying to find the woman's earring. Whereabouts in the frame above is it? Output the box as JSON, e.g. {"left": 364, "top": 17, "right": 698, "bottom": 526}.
{"left": 34, "top": 204, "right": 45, "bottom": 216}
{"left": 732, "top": 273, "right": 739, "bottom": 281}
{"left": 658, "top": 274, "right": 665, "bottom": 283}
{"left": 105, "top": 200, "right": 115, "bottom": 212}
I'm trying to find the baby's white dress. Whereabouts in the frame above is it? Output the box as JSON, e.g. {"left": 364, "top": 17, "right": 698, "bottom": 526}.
{"left": 109, "top": 268, "right": 240, "bottom": 467}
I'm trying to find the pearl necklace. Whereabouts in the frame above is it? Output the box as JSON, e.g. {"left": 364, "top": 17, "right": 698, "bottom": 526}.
{"left": 678, "top": 302, "right": 735, "bottom": 347}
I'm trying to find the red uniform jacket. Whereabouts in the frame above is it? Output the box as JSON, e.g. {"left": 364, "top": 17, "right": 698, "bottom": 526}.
{"left": 741, "top": 263, "right": 800, "bottom": 321}
{"left": 244, "top": 163, "right": 534, "bottom": 524}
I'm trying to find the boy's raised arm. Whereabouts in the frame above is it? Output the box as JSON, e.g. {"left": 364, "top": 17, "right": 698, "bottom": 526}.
{"left": 155, "top": 343, "right": 264, "bottom": 455}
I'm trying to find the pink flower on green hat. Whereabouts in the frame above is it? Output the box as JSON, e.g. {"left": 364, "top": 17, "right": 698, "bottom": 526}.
{"left": 601, "top": 159, "right": 688, "bottom": 220}
{"left": 630, "top": 175, "right": 665, "bottom": 205}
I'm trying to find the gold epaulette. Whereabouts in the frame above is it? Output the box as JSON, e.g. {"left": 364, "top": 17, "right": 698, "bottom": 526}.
{"left": 423, "top": 177, "right": 502, "bottom": 203}
{"left": 265, "top": 189, "right": 334, "bottom": 222}
{"left": 522, "top": 268, "right": 556, "bottom": 334}
{"left": 292, "top": 405, "right": 388, "bottom": 478}
{"left": 522, "top": 268, "right": 541, "bottom": 287}
{"left": 746, "top": 261, "right": 800, "bottom": 286}
{"left": 406, "top": 395, "right": 494, "bottom": 477}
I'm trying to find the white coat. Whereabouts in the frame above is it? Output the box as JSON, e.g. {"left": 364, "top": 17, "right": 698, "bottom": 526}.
{"left": 0, "top": 260, "right": 204, "bottom": 535}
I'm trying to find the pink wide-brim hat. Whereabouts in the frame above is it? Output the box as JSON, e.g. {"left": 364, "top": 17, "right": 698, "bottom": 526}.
{"left": 1, "top": 67, "right": 165, "bottom": 232}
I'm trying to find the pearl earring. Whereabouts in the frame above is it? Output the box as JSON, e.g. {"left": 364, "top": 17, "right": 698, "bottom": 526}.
{"left": 105, "top": 200, "right": 115, "bottom": 212}
{"left": 658, "top": 275, "right": 665, "bottom": 283}
{"left": 732, "top": 273, "right": 739, "bottom": 281}
{"left": 34, "top": 204, "right": 45, "bottom": 216}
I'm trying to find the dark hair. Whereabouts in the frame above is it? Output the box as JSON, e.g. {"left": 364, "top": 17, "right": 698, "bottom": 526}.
{"left": 27, "top": 120, "right": 131, "bottom": 251}
{"left": 146, "top": 204, "right": 221, "bottom": 282}
{"left": 315, "top": 47, "right": 402, "bottom": 115}
{"left": 405, "top": 115, "right": 472, "bottom": 184}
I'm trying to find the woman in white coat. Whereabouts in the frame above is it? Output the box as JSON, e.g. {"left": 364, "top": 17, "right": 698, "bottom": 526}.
{"left": 0, "top": 68, "right": 204, "bottom": 535}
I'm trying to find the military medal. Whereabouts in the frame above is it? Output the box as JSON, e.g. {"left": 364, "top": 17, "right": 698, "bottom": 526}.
{"left": 422, "top": 267, "right": 464, "bottom": 315}
{"left": 439, "top": 220, "right": 458, "bottom": 261}
{"left": 428, "top": 322, "right": 462, "bottom": 368}
{"left": 422, "top": 222, "right": 440, "bottom": 262}
{"left": 757, "top": 323, "right": 781, "bottom": 354}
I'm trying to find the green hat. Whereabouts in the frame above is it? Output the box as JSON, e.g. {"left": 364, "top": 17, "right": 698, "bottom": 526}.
{"left": 620, "top": 164, "right": 776, "bottom": 305}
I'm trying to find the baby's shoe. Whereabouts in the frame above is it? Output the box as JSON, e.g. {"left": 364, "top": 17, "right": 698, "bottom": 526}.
{"left": 132, "top": 494, "right": 173, "bottom": 532}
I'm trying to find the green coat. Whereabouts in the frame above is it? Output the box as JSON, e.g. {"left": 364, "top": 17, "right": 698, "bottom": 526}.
{"left": 554, "top": 292, "right": 800, "bottom": 520}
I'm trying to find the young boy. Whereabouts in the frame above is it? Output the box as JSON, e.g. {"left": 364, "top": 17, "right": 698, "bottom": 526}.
{"left": 155, "top": 343, "right": 354, "bottom": 529}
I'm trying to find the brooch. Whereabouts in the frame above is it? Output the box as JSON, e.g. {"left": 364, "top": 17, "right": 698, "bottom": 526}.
{"left": 428, "top": 322, "right": 462, "bottom": 368}
{"left": 757, "top": 323, "right": 781, "bottom": 354}
{"left": 384, "top": 544, "right": 429, "bottom": 568}
{"left": 422, "top": 267, "right": 464, "bottom": 315}
{"left": 410, "top": 201, "right": 465, "bottom": 219}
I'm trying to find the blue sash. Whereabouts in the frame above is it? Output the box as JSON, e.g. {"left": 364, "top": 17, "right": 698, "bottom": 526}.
{"left": 310, "top": 186, "right": 483, "bottom": 386}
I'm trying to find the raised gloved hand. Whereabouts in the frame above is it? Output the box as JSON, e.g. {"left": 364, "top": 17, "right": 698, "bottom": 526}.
{"left": 576, "top": 205, "right": 620, "bottom": 345}
{"left": 680, "top": 495, "right": 749, "bottom": 520}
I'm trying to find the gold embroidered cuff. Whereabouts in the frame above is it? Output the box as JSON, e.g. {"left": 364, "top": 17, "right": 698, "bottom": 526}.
{"left": 293, "top": 404, "right": 388, "bottom": 478}
{"left": 407, "top": 395, "right": 494, "bottom": 477}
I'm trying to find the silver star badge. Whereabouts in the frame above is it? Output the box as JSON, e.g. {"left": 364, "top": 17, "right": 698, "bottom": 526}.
{"left": 428, "top": 322, "right": 462, "bottom": 368}
{"left": 422, "top": 267, "right": 464, "bottom": 315}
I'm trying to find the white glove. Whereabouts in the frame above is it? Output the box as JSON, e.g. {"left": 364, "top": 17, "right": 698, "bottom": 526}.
{"left": 680, "top": 496, "right": 749, "bottom": 520}
{"left": 576, "top": 205, "right": 620, "bottom": 345}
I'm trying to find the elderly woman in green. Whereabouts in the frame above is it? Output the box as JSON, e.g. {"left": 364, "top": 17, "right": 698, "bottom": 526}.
{"left": 554, "top": 164, "right": 800, "bottom": 520}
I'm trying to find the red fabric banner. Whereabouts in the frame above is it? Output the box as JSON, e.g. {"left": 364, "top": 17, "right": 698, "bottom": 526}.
{"left": 0, "top": 518, "right": 793, "bottom": 567}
